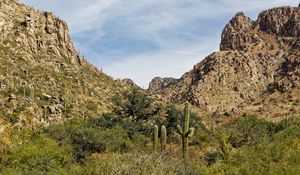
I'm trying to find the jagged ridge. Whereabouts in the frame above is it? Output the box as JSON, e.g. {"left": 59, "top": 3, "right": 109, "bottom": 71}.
{"left": 149, "top": 5, "right": 300, "bottom": 123}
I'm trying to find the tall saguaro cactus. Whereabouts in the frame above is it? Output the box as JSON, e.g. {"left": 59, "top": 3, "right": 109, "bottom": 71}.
{"left": 176, "top": 102, "right": 195, "bottom": 160}
{"left": 161, "top": 125, "right": 167, "bottom": 150}
{"left": 153, "top": 125, "right": 159, "bottom": 151}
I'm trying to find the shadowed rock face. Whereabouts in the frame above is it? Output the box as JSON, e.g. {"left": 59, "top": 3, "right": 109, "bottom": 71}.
{"left": 151, "top": 5, "right": 300, "bottom": 121}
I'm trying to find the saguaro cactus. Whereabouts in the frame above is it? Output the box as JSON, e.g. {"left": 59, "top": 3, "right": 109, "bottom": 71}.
{"left": 153, "top": 125, "right": 159, "bottom": 151}
{"left": 161, "top": 125, "right": 167, "bottom": 150}
{"left": 176, "top": 102, "right": 195, "bottom": 159}
{"left": 153, "top": 125, "right": 167, "bottom": 151}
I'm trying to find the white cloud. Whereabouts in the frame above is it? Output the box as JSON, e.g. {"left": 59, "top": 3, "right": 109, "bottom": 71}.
{"left": 104, "top": 36, "right": 219, "bottom": 88}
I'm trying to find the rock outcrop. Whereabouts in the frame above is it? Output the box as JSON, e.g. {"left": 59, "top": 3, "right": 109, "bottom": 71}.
{"left": 148, "top": 77, "right": 178, "bottom": 92}
{"left": 151, "top": 5, "right": 300, "bottom": 122}
{"left": 122, "top": 78, "right": 138, "bottom": 88}
{"left": 220, "top": 12, "right": 258, "bottom": 51}
{"left": 0, "top": 0, "right": 80, "bottom": 64}
{"left": 257, "top": 7, "right": 300, "bottom": 37}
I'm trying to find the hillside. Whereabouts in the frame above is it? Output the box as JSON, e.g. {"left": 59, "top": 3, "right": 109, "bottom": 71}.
{"left": 0, "top": 1, "right": 300, "bottom": 174}
{"left": 149, "top": 5, "right": 300, "bottom": 124}
{"left": 0, "top": 0, "right": 128, "bottom": 137}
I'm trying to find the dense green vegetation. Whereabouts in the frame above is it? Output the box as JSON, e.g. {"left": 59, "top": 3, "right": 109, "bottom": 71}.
{"left": 1, "top": 89, "right": 300, "bottom": 174}
{"left": 201, "top": 116, "right": 300, "bottom": 175}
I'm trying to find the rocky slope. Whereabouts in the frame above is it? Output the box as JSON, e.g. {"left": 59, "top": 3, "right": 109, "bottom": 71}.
{"left": 0, "top": 0, "right": 128, "bottom": 134}
{"left": 149, "top": 5, "right": 300, "bottom": 123}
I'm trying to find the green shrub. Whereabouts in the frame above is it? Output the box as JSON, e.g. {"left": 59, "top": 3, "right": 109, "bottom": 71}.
{"left": 277, "top": 116, "right": 300, "bottom": 130}
{"left": 266, "top": 83, "right": 276, "bottom": 93}
{"left": 111, "top": 88, "right": 162, "bottom": 122}
{"left": 70, "top": 127, "right": 106, "bottom": 160}
{"left": 204, "top": 150, "right": 223, "bottom": 166}
{"left": 131, "top": 132, "right": 151, "bottom": 150}
{"left": 2, "top": 136, "right": 74, "bottom": 175}
{"left": 227, "top": 115, "right": 280, "bottom": 147}
{"left": 45, "top": 119, "right": 133, "bottom": 160}
{"left": 202, "top": 116, "right": 300, "bottom": 175}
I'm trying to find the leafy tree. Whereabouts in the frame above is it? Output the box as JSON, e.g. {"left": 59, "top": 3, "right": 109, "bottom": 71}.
{"left": 112, "top": 88, "right": 163, "bottom": 121}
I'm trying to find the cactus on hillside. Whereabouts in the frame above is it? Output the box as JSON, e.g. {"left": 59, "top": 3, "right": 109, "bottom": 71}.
{"left": 176, "top": 102, "right": 195, "bottom": 160}
{"left": 161, "top": 125, "right": 167, "bottom": 150}
{"left": 153, "top": 125, "right": 159, "bottom": 151}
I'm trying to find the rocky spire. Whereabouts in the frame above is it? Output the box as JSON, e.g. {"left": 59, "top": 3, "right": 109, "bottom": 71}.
{"left": 220, "top": 12, "right": 257, "bottom": 51}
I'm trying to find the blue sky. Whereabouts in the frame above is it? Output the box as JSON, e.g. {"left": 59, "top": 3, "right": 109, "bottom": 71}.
{"left": 20, "top": 0, "right": 299, "bottom": 88}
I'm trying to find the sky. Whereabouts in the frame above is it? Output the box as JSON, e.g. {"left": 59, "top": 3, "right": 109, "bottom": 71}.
{"left": 20, "top": 0, "right": 299, "bottom": 88}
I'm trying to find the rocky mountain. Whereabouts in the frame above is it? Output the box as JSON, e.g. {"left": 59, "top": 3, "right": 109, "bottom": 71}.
{"left": 121, "top": 78, "right": 139, "bottom": 88}
{"left": 148, "top": 77, "right": 178, "bottom": 92}
{"left": 0, "top": 0, "right": 128, "bottom": 133}
{"left": 149, "top": 5, "right": 300, "bottom": 123}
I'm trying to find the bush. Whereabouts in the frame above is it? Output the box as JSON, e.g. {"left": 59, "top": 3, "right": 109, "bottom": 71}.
{"left": 201, "top": 116, "right": 300, "bottom": 175}
{"left": 204, "top": 150, "right": 223, "bottom": 166}
{"left": 266, "top": 83, "right": 276, "bottom": 93}
{"left": 131, "top": 132, "right": 151, "bottom": 150}
{"left": 71, "top": 127, "right": 107, "bottom": 160}
{"left": 191, "top": 130, "right": 215, "bottom": 147}
{"left": 112, "top": 88, "right": 161, "bottom": 121}
{"left": 45, "top": 119, "right": 134, "bottom": 161}
{"left": 227, "top": 115, "right": 280, "bottom": 147}
{"left": 2, "top": 136, "right": 74, "bottom": 175}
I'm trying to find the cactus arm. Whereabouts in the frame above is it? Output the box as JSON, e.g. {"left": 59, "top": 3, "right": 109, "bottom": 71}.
{"left": 187, "top": 127, "right": 195, "bottom": 138}
{"left": 176, "top": 125, "right": 183, "bottom": 135}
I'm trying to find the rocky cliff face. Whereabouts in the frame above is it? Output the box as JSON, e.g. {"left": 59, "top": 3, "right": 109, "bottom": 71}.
{"left": 150, "top": 5, "right": 300, "bottom": 123}
{"left": 0, "top": 0, "right": 80, "bottom": 64}
{"left": 0, "top": 0, "right": 127, "bottom": 130}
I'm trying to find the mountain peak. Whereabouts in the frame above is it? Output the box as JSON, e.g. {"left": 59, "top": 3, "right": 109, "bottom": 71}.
{"left": 220, "top": 6, "right": 300, "bottom": 51}
{"left": 150, "top": 5, "right": 300, "bottom": 122}
{"left": 220, "top": 11, "right": 254, "bottom": 51}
